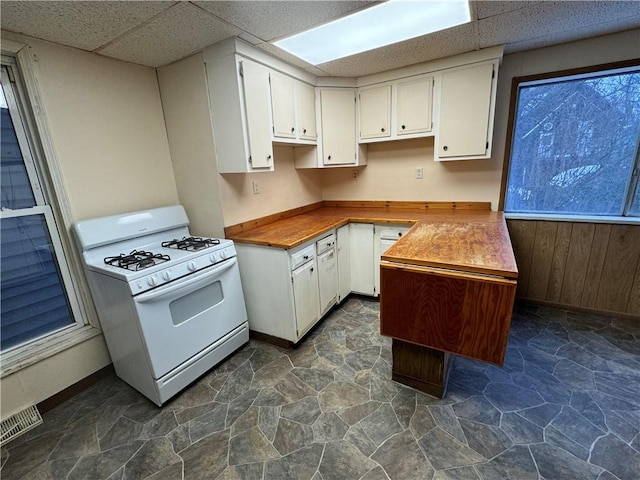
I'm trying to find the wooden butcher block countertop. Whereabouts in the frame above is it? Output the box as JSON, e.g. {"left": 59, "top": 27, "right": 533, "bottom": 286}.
{"left": 225, "top": 201, "right": 518, "bottom": 279}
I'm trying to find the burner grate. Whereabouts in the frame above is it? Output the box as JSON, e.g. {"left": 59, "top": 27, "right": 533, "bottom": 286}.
{"left": 162, "top": 236, "right": 220, "bottom": 252}
{"left": 104, "top": 250, "right": 170, "bottom": 271}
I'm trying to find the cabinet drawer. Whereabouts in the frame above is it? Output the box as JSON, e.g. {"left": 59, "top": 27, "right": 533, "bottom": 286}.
{"left": 290, "top": 245, "right": 315, "bottom": 271}
{"left": 316, "top": 233, "right": 336, "bottom": 254}
{"left": 379, "top": 226, "right": 409, "bottom": 240}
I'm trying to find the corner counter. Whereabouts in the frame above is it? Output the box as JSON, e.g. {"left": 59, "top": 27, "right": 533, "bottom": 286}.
{"left": 225, "top": 201, "right": 518, "bottom": 397}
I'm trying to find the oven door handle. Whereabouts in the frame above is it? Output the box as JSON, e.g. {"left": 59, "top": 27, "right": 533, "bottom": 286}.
{"left": 134, "top": 258, "right": 237, "bottom": 303}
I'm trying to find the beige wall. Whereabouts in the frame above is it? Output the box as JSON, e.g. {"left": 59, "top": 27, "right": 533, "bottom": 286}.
{"left": 1, "top": 33, "right": 179, "bottom": 415}
{"left": 158, "top": 53, "right": 226, "bottom": 238}
{"left": 220, "top": 146, "right": 323, "bottom": 226}
{"left": 3, "top": 32, "right": 180, "bottom": 221}
{"left": 321, "top": 138, "right": 500, "bottom": 204}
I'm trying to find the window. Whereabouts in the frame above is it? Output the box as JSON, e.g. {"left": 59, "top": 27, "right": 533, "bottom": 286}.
{"left": 1, "top": 57, "right": 94, "bottom": 371}
{"left": 503, "top": 65, "right": 640, "bottom": 218}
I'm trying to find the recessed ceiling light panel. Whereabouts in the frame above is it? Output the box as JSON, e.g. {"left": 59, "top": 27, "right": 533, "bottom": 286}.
{"left": 273, "top": 0, "right": 471, "bottom": 65}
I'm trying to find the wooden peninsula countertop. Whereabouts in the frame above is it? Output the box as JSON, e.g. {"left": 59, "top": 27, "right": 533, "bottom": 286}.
{"left": 225, "top": 201, "right": 518, "bottom": 279}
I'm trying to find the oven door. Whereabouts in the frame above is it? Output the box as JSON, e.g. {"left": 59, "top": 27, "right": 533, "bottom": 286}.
{"left": 133, "top": 257, "right": 247, "bottom": 379}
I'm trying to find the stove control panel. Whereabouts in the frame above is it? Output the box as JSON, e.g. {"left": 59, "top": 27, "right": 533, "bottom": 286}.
{"left": 130, "top": 244, "right": 237, "bottom": 295}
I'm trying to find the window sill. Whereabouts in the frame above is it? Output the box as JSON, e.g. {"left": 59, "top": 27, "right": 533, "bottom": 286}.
{"left": 0, "top": 324, "right": 102, "bottom": 378}
{"left": 504, "top": 212, "right": 640, "bottom": 225}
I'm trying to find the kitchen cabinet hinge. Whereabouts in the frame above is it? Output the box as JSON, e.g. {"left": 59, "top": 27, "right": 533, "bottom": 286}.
{"left": 248, "top": 155, "right": 252, "bottom": 164}
{"left": 492, "top": 68, "right": 495, "bottom": 79}
{"left": 486, "top": 141, "right": 489, "bottom": 149}
{"left": 238, "top": 63, "right": 244, "bottom": 78}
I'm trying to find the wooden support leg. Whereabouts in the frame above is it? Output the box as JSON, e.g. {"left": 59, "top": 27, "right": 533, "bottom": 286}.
{"left": 391, "top": 339, "right": 452, "bottom": 398}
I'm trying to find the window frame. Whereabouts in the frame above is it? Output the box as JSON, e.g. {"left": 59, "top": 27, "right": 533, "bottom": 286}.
{"left": 499, "top": 59, "right": 640, "bottom": 224}
{"left": 1, "top": 40, "right": 100, "bottom": 377}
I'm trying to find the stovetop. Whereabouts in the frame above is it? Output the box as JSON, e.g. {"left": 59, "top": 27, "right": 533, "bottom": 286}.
{"left": 74, "top": 206, "right": 237, "bottom": 293}
{"left": 104, "top": 237, "right": 223, "bottom": 271}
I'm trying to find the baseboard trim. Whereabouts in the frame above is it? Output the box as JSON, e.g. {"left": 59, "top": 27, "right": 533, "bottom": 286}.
{"left": 516, "top": 298, "right": 640, "bottom": 320}
{"left": 37, "top": 364, "right": 114, "bottom": 414}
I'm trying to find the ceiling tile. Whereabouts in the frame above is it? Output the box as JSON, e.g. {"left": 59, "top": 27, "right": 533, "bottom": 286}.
{"left": 315, "top": 22, "right": 479, "bottom": 77}
{"left": 0, "top": 1, "right": 175, "bottom": 51}
{"left": 505, "top": 17, "right": 640, "bottom": 54}
{"left": 193, "top": 0, "right": 376, "bottom": 42}
{"left": 478, "top": 0, "right": 640, "bottom": 49}
{"left": 474, "top": 1, "right": 540, "bottom": 20}
{"left": 96, "top": 2, "right": 242, "bottom": 68}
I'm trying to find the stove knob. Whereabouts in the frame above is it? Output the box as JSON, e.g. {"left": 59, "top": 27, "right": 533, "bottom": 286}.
{"left": 147, "top": 276, "right": 157, "bottom": 287}
{"left": 209, "top": 254, "right": 216, "bottom": 263}
{"left": 220, "top": 250, "right": 227, "bottom": 260}
{"left": 162, "top": 271, "right": 171, "bottom": 281}
{"left": 187, "top": 261, "right": 197, "bottom": 272}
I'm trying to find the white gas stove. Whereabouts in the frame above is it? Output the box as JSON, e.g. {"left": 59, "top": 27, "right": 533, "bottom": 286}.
{"left": 73, "top": 206, "right": 249, "bottom": 406}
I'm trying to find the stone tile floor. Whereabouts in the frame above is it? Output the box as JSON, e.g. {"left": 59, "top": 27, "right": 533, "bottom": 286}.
{"left": 2, "top": 298, "right": 640, "bottom": 480}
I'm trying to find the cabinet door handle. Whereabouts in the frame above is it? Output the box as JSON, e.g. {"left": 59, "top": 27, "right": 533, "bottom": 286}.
{"left": 381, "top": 127, "right": 385, "bottom": 132}
{"left": 291, "top": 127, "right": 295, "bottom": 133}
{"left": 443, "top": 146, "right": 448, "bottom": 151}
{"left": 303, "top": 128, "right": 307, "bottom": 134}
{"left": 310, "top": 267, "right": 314, "bottom": 272}
{"left": 327, "top": 155, "right": 331, "bottom": 160}
{"left": 401, "top": 124, "right": 406, "bottom": 130}
{"left": 267, "top": 154, "right": 272, "bottom": 161}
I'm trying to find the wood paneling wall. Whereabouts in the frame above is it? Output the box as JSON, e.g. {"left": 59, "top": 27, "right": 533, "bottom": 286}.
{"left": 507, "top": 220, "right": 640, "bottom": 317}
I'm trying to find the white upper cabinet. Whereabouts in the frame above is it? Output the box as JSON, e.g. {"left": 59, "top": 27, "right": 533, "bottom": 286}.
{"left": 397, "top": 75, "right": 433, "bottom": 136}
{"left": 296, "top": 81, "right": 317, "bottom": 141}
{"left": 270, "top": 72, "right": 317, "bottom": 144}
{"left": 319, "top": 88, "right": 365, "bottom": 167}
{"left": 242, "top": 60, "right": 275, "bottom": 169}
{"left": 270, "top": 71, "right": 296, "bottom": 140}
{"left": 435, "top": 61, "right": 497, "bottom": 161}
{"left": 359, "top": 85, "right": 391, "bottom": 140}
{"left": 358, "top": 75, "right": 433, "bottom": 143}
{"left": 205, "top": 54, "right": 273, "bottom": 173}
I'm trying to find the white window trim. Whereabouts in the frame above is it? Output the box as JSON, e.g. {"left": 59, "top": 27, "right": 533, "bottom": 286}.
{"left": 504, "top": 212, "right": 640, "bottom": 225}
{"left": 1, "top": 39, "right": 101, "bottom": 377}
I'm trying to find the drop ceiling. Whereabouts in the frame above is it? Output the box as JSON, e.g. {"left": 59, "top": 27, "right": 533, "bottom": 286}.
{"left": 1, "top": 1, "right": 639, "bottom": 77}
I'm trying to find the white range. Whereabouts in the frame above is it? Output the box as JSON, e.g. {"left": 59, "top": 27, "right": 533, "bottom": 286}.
{"left": 73, "top": 205, "right": 248, "bottom": 406}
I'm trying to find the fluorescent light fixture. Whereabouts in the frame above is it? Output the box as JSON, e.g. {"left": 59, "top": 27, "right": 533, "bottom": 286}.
{"left": 273, "top": 0, "right": 471, "bottom": 65}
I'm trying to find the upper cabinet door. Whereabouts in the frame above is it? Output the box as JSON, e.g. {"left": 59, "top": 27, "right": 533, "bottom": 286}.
{"left": 241, "top": 60, "right": 274, "bottom": 169}
{"left": 359, "top": 85, "right": 391, "bottom": 140}
{"left": 296, "top": 82, "right": 317, "bottom": 141}
{"left": 437, "top": 62, "right": 495, "bottom": 160}
{"left": 397, "top": 76, "right": 433, "bottom": 136}
{"left": 321, "top": 89, "right": 357, "bottom": 166}
{"left": 270, "top": 71, "right": 296, "bottom": 139}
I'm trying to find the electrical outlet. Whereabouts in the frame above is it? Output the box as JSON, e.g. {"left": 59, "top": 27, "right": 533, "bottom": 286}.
{"left": 416, "top": 167, "right": 424, "bottom": 179}
{"left": 352, "top": 170, "right": 358, "bottom": 180}
{"left": 252, "top": 180, "right": 260, "bottom": 194}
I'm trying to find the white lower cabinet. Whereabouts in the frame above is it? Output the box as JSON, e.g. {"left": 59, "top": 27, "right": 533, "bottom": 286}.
{"left": 292, "top": 256, "right": 320, "bottom": 337}
{"left": 373, "top": 224, "right": 411, "bottom": 296}
{"left": 317, "top": 233, "right": 337, "bottom": 315}
{"left": 235, "top": 231, "right": 340, "bottom": 343}
{"left": 337, "top": 224, "right": 351, "bottom": 303}
{"left": 349, "top": 223, "right": 375, "bottom": 295}
{"left": 236, "top": 222, "right": 412, "bottom": 343}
